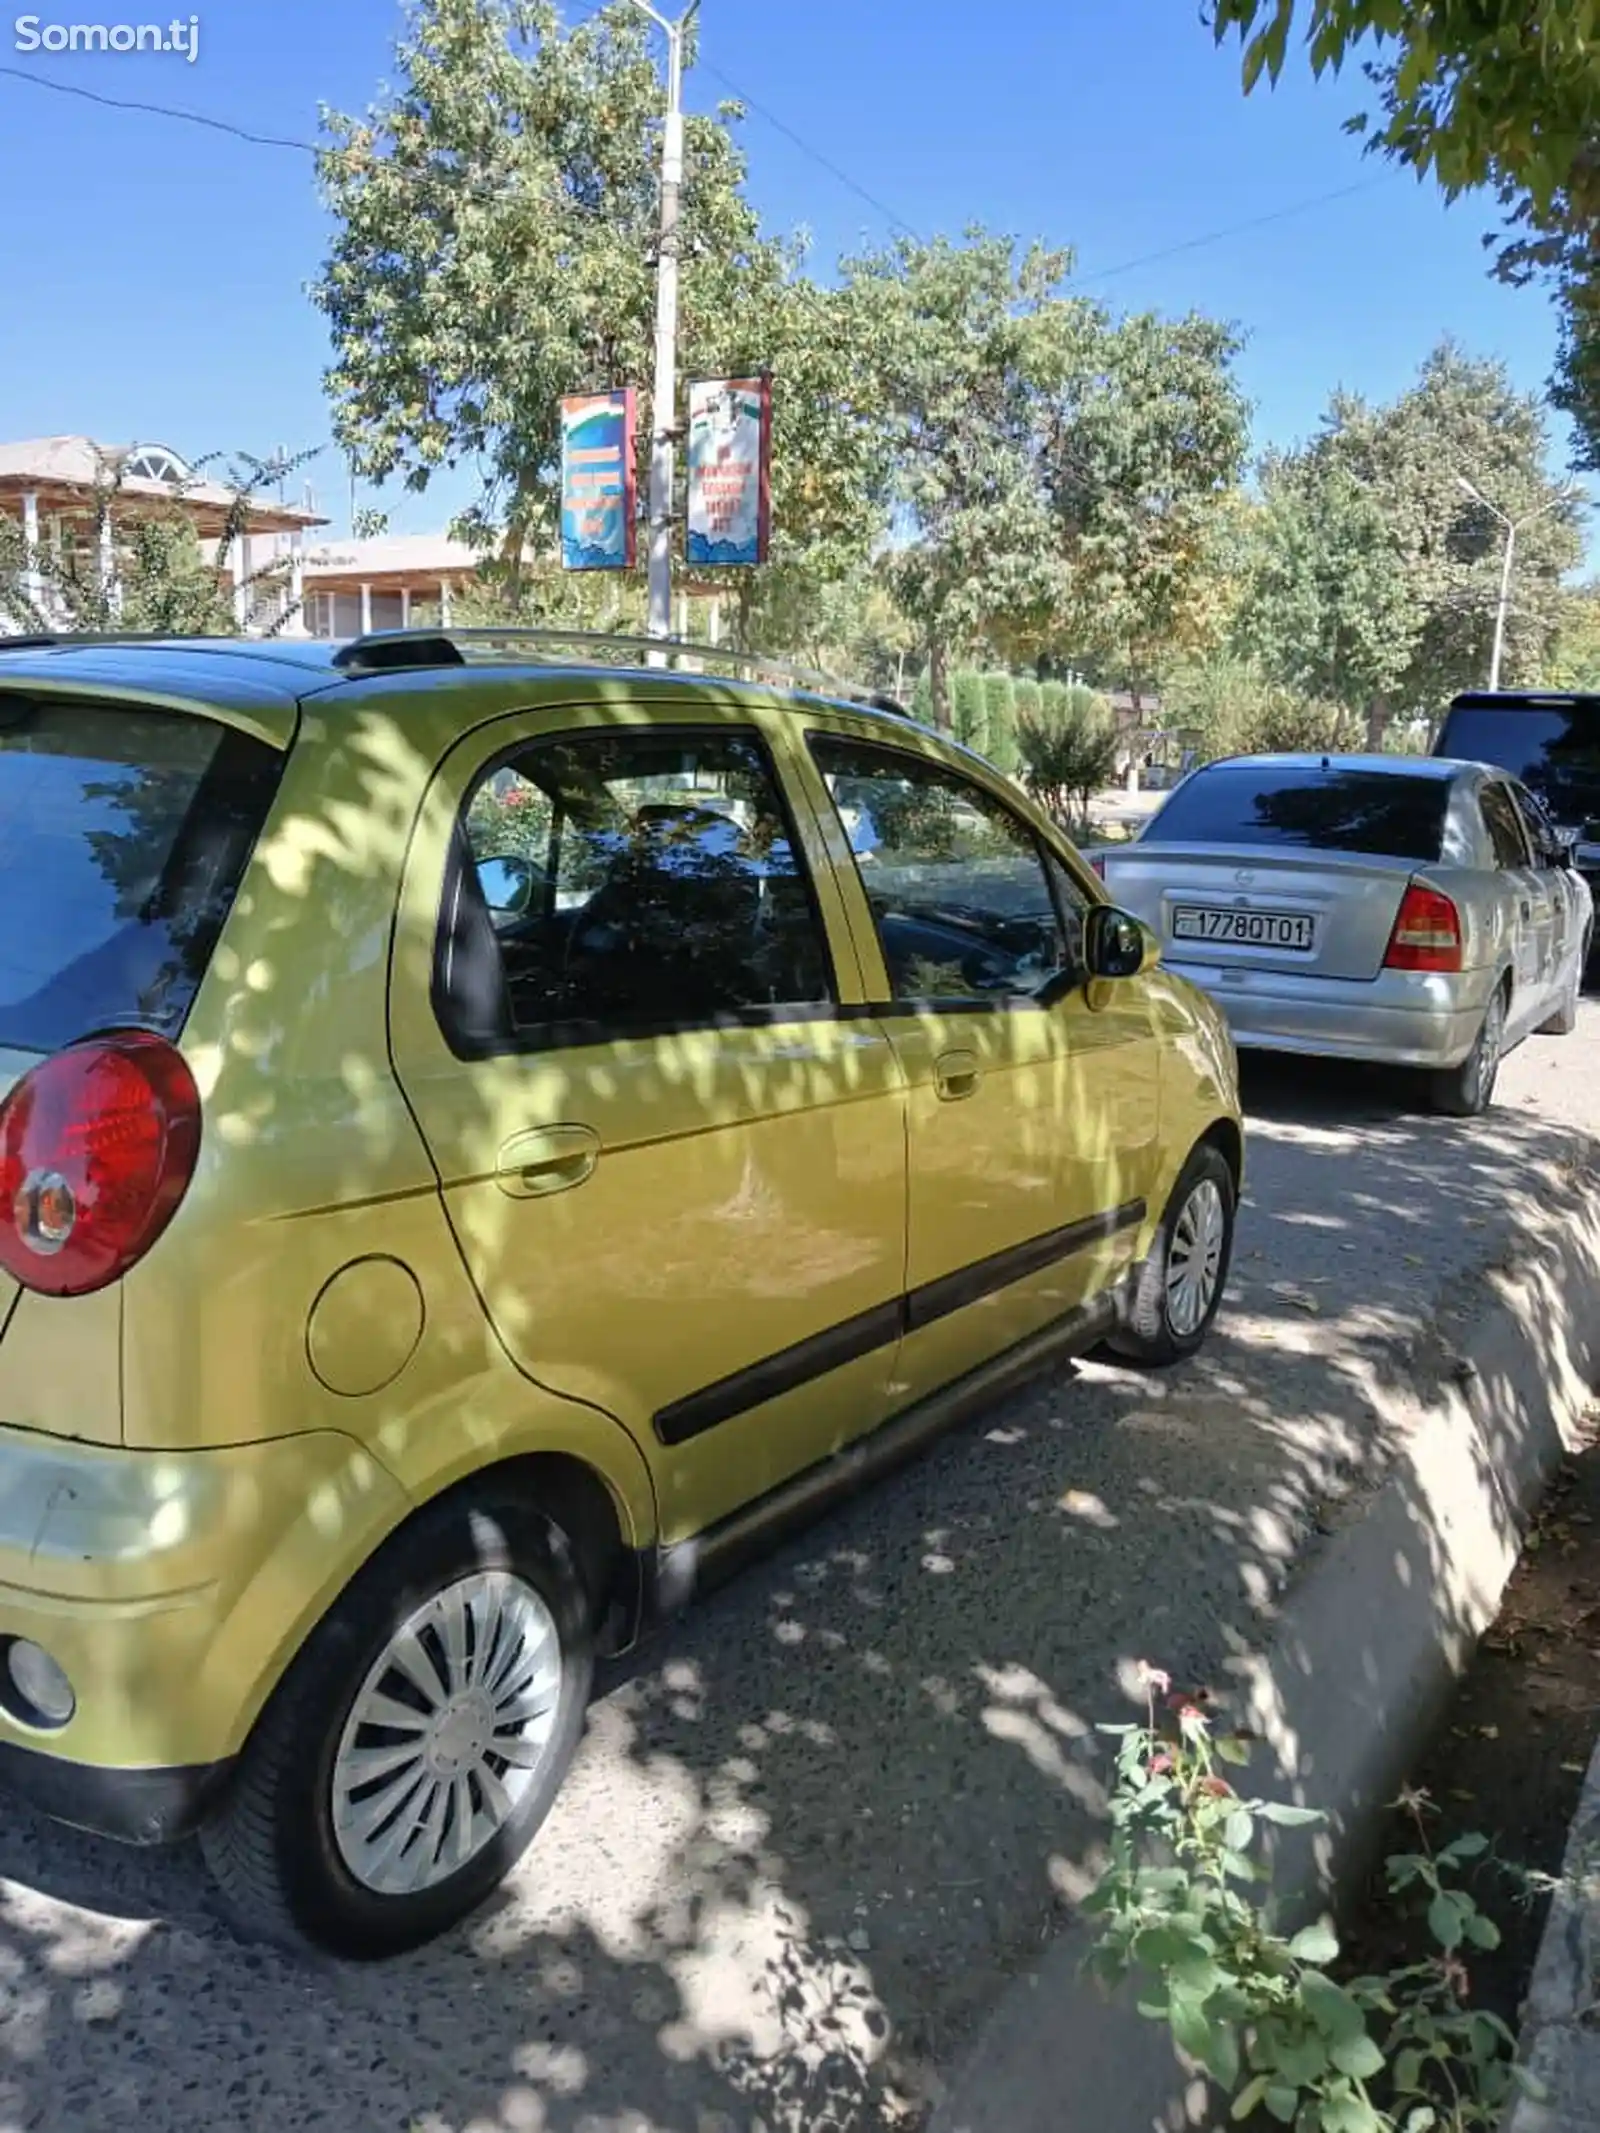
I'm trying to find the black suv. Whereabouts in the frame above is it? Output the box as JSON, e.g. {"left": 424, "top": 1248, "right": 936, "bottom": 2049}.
{"left": 1434, "top": 691, "right": 1600, "bottom": 935}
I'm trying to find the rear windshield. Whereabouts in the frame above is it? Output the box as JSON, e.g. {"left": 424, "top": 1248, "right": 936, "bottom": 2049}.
{"left": 1437, "top": 701, "right": 1600, "bottom": 834}
{"left": 1142, "top": 763, "right": 1450, "bottom": 862}
{"left": 0, "top": 695, "right": 283, "bottom": 1054}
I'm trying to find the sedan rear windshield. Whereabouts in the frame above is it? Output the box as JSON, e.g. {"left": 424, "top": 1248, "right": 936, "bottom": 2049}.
{"left": 0, "top": 695, "right": 283, "bottom": 1054}
{"left": 1141, "top": 764, "right": 1450, "bottom": 862}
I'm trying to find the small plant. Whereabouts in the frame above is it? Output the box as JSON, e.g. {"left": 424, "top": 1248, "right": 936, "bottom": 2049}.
{"left": 1083, "top": 1666, "right": 1541, "bottom": 2132}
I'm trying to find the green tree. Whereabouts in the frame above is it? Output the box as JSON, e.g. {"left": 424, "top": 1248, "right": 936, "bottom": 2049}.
{"left": 1233, "top": 344, "right": 1581, "bottom": 741}
{"left": 982, "top": 671, "right": 1019, "bottom": 773}
{"left": 1208, "top": 0, "right": 1600, "bottom": 466}
{"left": 842, "top": 233, "right": 1090, "bottom": 729}
{"left": 950, "top": 668, "right": 990, "bottom": 753}
{"left": 317, "top": 1, "right": 887, "bottom": 595}
{"left": 1016, "top": 682, "right": 1119, "bottom": 828}
{"left": 1546, "top": 583, "right": 1600, "bottom": 689}
{"left": 1040, "top": 309, "right": 1251, "bottom": 676}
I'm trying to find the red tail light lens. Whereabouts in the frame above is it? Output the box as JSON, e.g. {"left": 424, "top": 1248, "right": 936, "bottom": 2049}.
{"left": 0, "top": 1033, "right": 201, "bottom": 1297}
{"left": 1384, "top": 883, "right": 1463, "bottom": 974}
{"left": 1089, "top": 855, "right": 1107, "bottom": 880}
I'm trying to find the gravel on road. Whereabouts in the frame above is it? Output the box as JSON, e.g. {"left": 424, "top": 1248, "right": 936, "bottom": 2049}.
{"left": 2, "top": 1006, "right": 1597, "bottom": 2133}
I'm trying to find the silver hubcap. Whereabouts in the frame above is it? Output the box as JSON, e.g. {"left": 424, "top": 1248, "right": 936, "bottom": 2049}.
{"left": 332, "top": 1570, "right": 563, "bottom": 1897}
{"left": 1165, "top": 1178, "right": 1227, "bottom": 1338}
{"left": 1476, "top": 997, "right": 1505, "bottom": 1104}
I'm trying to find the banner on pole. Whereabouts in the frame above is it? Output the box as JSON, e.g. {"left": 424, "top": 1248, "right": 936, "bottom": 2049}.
{"left": 686, "top": 377, "right": 771, "bottom": 568}
{"left": 559, "top": 390, "right": 636, "bottom": 570}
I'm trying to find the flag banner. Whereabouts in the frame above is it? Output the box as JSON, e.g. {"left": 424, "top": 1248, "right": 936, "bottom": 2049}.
{"left": 560, "top": 390, "right": 636, "bottom": 570}
{"left": 686, "top": 377, "right": 771, "bottom": 568}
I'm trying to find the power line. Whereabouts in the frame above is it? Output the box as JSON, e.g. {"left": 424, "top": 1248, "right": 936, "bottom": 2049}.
{"left": 0, "top": 61, "right": 314, "bottom": 151}
{"left": 1073, "top": 174, "right": 1396, "bottom": 288}
{"left": 698, "top": 59, "right": 922, "bottom": 240}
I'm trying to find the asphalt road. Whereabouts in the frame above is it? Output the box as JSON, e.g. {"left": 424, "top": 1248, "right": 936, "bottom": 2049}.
{"left": 1, "top": 1005, "right": 1597, "bottom": 2133}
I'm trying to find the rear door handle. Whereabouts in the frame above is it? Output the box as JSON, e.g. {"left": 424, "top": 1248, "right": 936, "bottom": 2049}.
{"left": 494, "top": 1124, "right": 600, "bottom": 1199}
{"left": 934, "top": 1049, "right": 980, "bottom": 1102}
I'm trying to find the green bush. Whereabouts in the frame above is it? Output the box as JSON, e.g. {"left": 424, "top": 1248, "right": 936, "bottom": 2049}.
{"left": 983, "top": 671, "right": 1018, "bottom": 774}
{"left": 950, "top": 669, "right": 990, "bottom": 754}
{"left": 1038, "top": 678, "right": 1070, "bottom": 722}
{"left": 911, "top": 669, "right": 934, "bottom": 725}
{"left": 1013, "top": 676, "right": 1042, "bottom": 725}
{"left": 1016, "top": 683, "right": 1119, "bottom": 829}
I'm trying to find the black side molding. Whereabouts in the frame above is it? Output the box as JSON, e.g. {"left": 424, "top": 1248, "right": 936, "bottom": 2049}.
{"left": 652, "top": 1281, "right": 1126, "bottom": 1618}
{"left": 653, "top": 1200, "right": 1145, "bottom": 1447}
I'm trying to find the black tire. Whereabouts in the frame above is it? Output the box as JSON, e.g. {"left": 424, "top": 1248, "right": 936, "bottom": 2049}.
{"left": 1538, "top": 934, "right": 1589, "bottom": 1036}
{"left": 199, "top": 1487, "right": 594, "bottom": 1959}
{"left": 1109, "top": 1141, "right": 1236, "bottom": 1368}
{"left": 1428, "top": 981, "right": 1508, "bottom": 1117}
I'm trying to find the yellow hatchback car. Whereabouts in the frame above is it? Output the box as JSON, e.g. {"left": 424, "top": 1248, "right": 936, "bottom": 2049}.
{"left": 0, "top": 630, "right": 1241, "bottom": 1956}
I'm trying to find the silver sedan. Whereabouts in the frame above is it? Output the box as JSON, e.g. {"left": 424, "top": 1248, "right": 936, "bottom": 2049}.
{"left": 1089, "top": 752, "right": 1594, "bottom": 1115}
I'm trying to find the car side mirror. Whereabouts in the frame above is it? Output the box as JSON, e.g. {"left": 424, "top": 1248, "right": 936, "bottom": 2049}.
{"left": 1549, "top": 824, "right": 1581, "bottom": 867}
{"left": 1085, "top": 904, "right": 1158, "bottom": 981}
{"left": 476, "top": 853, "right": 536, "bottom": 919}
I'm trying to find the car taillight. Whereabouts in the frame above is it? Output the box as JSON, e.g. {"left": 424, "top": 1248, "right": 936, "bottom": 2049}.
{"left": 1089, "top": 855, "right": 1106, "bottom": 879}
{"left": 1384, "top": 883, "right": 1463, "bottom": 974}
{"left": 0, "top": 1033, "right": 201, "bottom": 1297}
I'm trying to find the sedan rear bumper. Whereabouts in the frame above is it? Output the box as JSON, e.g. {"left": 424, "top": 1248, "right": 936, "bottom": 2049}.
{"left": 1164, "top": 961, "right": 1493, "bottom": 1069}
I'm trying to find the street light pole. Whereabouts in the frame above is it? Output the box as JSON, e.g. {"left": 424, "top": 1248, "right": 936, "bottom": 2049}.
{"left": 1456, "top": 475, "right": 1580, "bottom": 692}
{"left": 630, "top": 0, "right": 698, "bottom": 647}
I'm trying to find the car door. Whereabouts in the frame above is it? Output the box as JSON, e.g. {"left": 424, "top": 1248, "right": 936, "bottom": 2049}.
{"left": 1477, "top": 777, "right": 1551, "bottom": 1038}
{"left": 388, "top": 700, "right": 909, "bottom": 1547}
{"left": 790, "top": 720, "right": 1161, "bottom": 1409}
{"left": 1509, "top": 779, "right": 1577, "bottom": 993}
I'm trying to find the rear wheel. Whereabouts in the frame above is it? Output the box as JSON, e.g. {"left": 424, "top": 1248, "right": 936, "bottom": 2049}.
{"left": 199, "top": 1487, "right": 594, "bottom": 1959}
{"left": 1428, "top": 983, "right": 1507, "bottom": 1117}
{"left": 1109, "top": 1142, "right": 1236, "bottom": 1367}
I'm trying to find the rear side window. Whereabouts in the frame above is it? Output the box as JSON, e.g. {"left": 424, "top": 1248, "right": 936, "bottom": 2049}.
{"left": 0, "top": 696, "right": 282, "bottom": 1054}
{"left": 1142, "top": 764, "right": 1450, "bottom": 863}
{"left": 1479, "top": 783, "right": 1532, "bottom": 869}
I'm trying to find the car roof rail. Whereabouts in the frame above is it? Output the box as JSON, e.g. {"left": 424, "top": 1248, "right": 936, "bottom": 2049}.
{"left": 330, "top": 625, "right": 911, "bottom": 715}
{"left": 0, "top": 630, "right": 184, "bottom": 651}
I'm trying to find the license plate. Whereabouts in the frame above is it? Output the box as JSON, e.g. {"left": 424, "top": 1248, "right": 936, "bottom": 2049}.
{"left": 1171, "top": 904, "right": 1315, "bottom": 951}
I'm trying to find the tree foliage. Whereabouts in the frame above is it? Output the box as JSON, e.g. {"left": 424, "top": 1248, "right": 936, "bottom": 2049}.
{"left": 1231, "top": 344, "right": 1581, "bottom": 740}
{"left": 317, "top": 0, "right": 888, "bottom": 597}
{"left": 1208, "top": 0, "right": 1600, "bottom": 466}
{"left": 1016, "top": 682, "right": 1119, "bottom": 827}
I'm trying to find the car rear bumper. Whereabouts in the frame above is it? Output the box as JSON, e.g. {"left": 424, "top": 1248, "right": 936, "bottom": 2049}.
{"left": 1164, "top": 960, "right": 1493, "bottom": 1069}
{"left": 0, "top": 1737, "right": 232, "bottom": 1844}
{"left": 0, "top": 1422, "right": 409, "bottom": 1843}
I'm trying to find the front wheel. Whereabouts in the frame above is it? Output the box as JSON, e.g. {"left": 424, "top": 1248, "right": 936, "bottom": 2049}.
{"left": 199, "top": 1488, "right": 594, "bottom": 1959}
{"left": 1428, "top": 984, "right": 1507, "bottom": 1117}
{"left": 1109, "top": 1142, "right": 1236, "bottom": 1368}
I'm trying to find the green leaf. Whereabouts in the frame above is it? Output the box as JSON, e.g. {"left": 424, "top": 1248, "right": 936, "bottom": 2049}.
{"left": 1392, "top": 2047, "right": 1425, "bottom": 2093}
{"left": 1464, "top": 1910, "right": 1502, "bottom": 1950}
{"left": 1288, "top": 1922, "right": 1339, "bottom": 1965}
{"left": 1132, "top": 1926, "right": 1194, "bottom": 1973}
{"left": 1232, "top": 2073, "right": 1270, "bottom": 2121}
{"left": 1428, "top": 1890, "right": 1466, "bottom": 1952}
{"left": 1403, "top": 2112, "right": 1438, "bottom": 2133}
{"left": 1168, "top": 1990, "right": 1216, "bottom": 2068}
{"left": 1258, "top": 1803, "right": 1324, "bottom": 1827}
{"left": 1217, "top": 1734, "right": 1252, "bottom": 1766}
{"left": 1301, "top": 1972, "right": 1366, "bottom": 2044}
{"left": 1321, "top": 2098, "right": 1383, "bottom": 2133}
{"left": 1441, "top": 1831, "right": 1489, "bottom": 1862}
{"left": 1268, "top": 2031, "right": 1329, "bottom": 2086}
{"left": 1329, "top": 2033, "right": 1385, "bottom": 2080}
{"left": 1225, "top": 1808, "right": 1255, "bottom": 1852}
{"left": 1263, "top": 2089, "right": 1299, "bottom": 2126}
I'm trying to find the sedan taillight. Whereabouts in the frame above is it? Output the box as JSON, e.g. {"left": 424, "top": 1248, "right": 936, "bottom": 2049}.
{"left": 1384, "top": 883, "right": 1463, "bottom": 974}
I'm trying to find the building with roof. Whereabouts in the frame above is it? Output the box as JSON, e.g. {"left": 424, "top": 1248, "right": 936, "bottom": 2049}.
{"left": 298, "top": 533, "right": 488, "bottom": 635}
{"left": 0, "top": 435, "right": 328, "bottom": 633}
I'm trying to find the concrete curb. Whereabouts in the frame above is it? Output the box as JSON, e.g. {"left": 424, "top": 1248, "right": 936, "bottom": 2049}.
{"left": 931, "top": 1180, "right": 1600, "bottom": 2133}
{"left": 1502, "top": 1730, "right": 1600, "bottom": 2133}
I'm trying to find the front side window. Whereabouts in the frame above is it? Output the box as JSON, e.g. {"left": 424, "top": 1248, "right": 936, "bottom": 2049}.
{"left": 447, "top": 726, "right": 833, "bottom": 1046}
{"left": 809, "top": 735, "right": 1081, "bottom": 1002}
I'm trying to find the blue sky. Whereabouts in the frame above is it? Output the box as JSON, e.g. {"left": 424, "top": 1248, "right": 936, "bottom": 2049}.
{"left": 0, "top": 0, "right": 1574, "bottom": 542}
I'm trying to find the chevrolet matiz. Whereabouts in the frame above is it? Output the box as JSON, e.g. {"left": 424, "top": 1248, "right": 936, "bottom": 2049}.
{"left": 0, "top": 630, "right": 1242, "bottom": 1955}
